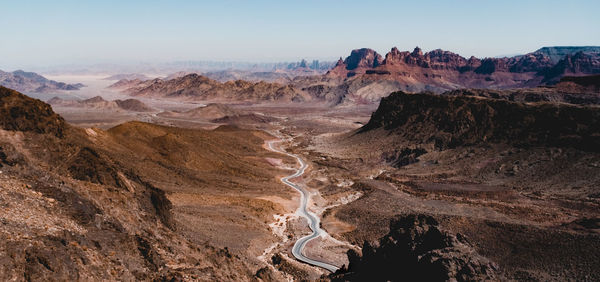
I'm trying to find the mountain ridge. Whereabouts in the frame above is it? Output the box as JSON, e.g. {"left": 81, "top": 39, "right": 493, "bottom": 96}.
{"left": 0, "top": 70, "right": 84, "bottom": 93}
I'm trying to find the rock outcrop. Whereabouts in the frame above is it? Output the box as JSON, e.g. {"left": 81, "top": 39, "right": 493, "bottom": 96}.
{"left": 332, "top": 214, "right": 499, "bottom": 281}
{"left": 0, "top": 86, "right": 66, "bottom": 137}
{"left": 360, "top": 91, "right": 600, "bottom": 151}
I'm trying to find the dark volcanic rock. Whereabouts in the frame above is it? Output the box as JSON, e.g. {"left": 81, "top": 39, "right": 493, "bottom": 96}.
{"left": 332, "top": 214, "right": 498, "bottom": 281}
{"left": 559, "top": 74, "right": 600, "bottom": 89}
{"left": 360, "top": 91, "right": 600, "bottom": 151}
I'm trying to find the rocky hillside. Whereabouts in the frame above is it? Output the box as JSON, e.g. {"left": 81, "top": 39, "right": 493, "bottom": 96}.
{"left": 0, "top": 70, "right": 83, "bottom": 93}
{"left": 0, "top": 86, "right": 66, "bottom": 136}
{"left": 48, "top": 96, "right": 154, "bottom": 112}
{"left": 0, "top": 86, "right": 288, "bottom": 280}
{"left": 111, "top": 73, "right": 309, "bottom": 102}
{"left": 360, "top": 91, "right": 600, "bottom": 151}
{"left": 329, "top": 88, "right": 600, "bottom": 281}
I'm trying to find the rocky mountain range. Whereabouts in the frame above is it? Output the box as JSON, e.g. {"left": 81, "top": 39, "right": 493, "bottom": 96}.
{"left": 110, "top": 73, "right": 309, "bottom": 102}
{"left": 48, "top": 96, "right": 154, "bottom": 112}
{"left": 303, "top": 46, "right": 600, "bottom": 104}
{"left": 327, "top": 46, "right": 600, "bottom": 86}
{"left": 102, "top": 46, "right": 600, "bottom": 105}
{"left": 0, "top": 70, "right": 84, "bottom": 93}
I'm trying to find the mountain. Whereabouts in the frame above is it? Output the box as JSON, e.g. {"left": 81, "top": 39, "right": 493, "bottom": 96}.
{"left": 533, "top": 46, "right": 600, "bottom": 63}
{"left": 111, "top": 73, "right": 309, "bottom": 102}
{"left": 540, "top": 51, "right": 600, "bottom": 83}
{"left": 110, "top": 47, "right": 600, "bottom": 106}
{"left": 0, "top": 70, "right": 84, "bottom": 93}
{"left": 315, "top": 46, "right": 600, "bottom": 104}
{"left": 48, "top": 96, "right": 154, "bottom": 112}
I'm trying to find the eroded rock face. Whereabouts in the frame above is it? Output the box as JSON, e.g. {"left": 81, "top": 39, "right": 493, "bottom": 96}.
{"left": 345, "top": 48, "right": 384, "bottom": 70}
{"left": 332, "top": 214, "right": 499, "bottom": 281}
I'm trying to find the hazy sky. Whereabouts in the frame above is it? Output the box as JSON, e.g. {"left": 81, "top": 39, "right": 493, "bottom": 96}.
{"left": 2, "top": 0, "right": 599, "bottom": 69}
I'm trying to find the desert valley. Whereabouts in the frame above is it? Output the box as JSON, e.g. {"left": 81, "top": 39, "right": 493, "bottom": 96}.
{"left": 1, "top": 44, "right": 599, "bottom": 281}
{"left": 1, "top": 1, "right": 599, "bottom": 281}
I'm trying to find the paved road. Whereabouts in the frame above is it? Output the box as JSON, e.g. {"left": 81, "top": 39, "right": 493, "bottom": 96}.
{"left": 267, "top": 140, "right": 339, "bottom": 273}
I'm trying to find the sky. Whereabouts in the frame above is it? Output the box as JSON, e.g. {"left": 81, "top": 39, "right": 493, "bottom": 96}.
{"left": 1, "top": 0, "right": 599, "bottom": 69}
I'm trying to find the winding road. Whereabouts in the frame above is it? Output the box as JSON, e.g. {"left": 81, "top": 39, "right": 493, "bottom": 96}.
{"left": 267, "top": 140, "right": 339, "bottom": 273}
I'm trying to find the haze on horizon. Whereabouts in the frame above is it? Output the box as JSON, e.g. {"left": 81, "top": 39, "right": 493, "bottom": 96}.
{"left": 1, "top": 0, "right": 599, "bottom": 70}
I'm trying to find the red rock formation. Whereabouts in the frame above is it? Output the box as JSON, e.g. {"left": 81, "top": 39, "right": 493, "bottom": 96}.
{"left": 326, "top": 48, "right": 383, "bottom": 77}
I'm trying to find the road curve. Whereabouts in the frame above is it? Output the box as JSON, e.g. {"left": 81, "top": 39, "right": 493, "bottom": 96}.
{"left": 267, "top": 140, "right": 339, "bottom": 273}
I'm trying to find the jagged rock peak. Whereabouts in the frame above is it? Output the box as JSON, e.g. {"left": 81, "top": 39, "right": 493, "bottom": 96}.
{"left": 344, "top": 48, "right": 383, "bottom": 70}
{"left": 411, "top": 46, "right": 423, "bottom": 57}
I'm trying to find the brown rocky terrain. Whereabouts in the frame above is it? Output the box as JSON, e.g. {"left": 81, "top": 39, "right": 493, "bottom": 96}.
{"left": 0, "top": 70, "right": 83, "bottom": 93}
{"left": 4, "top": 64, "right": 600, "bottom": 281}
{"left": 293, "top": 89, "right": 600, "bottom": 280}
{"left": 48, "top": 96, "right": 154, "bottom": 112}
{"left": 0, "top": 85, "right": 304, "bottom": 280}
